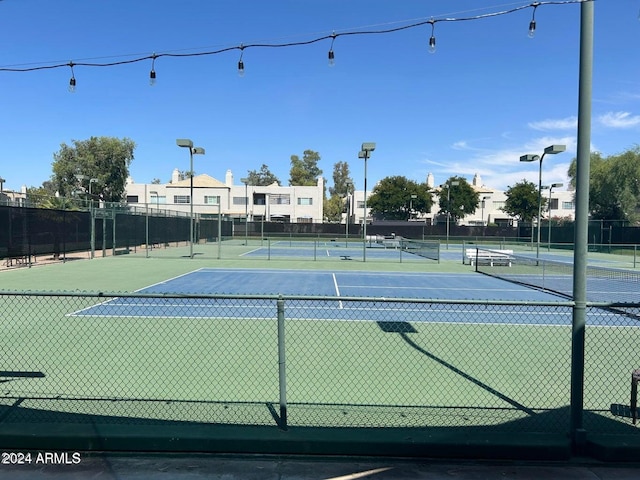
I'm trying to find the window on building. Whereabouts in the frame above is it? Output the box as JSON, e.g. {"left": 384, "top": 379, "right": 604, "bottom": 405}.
{"left": 174, "top": 195, "right": 190, "bottom": 204}
{"left": 233, "top": 196, "right": 248, "bottom": 205}
{"left": 253, "top": 193, "right": 266, "bottom": 205}
{"left": 492, "top": 201, "right": 505, "bottom": 209}
{"left": 297, "top": 217, "right": 313, "bottom": 223}
{"left": 562, "top": 201, "right": 575, "bottom": 209}
{"left": 126, "top": 195, "right": 139, "bottom": 203}
{"left": 357, "top": 201, "right": 365, "bottom": 209}
{"left": 204, "top": 196, "right": 220, "bottom": 205}
{"left": 549, "top": 198, "right": 559, "bottom": 210}
{"left": 150, "top": 195, "right": 166, "bottom": 205}
{"left": 270, "top": 194, "right": 290, "bottom": 205}
{"left": 297, "top": 197, "right": 313, "bottom": 205}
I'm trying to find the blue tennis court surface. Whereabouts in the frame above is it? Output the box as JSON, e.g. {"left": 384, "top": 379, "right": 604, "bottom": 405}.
{"left": 73, "top": 269, "right": 638, "bottom": 327}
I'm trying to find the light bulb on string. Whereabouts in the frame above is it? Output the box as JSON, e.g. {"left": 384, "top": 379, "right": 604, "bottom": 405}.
{"left": 149, "top": 53, "right": 157, "bottom": 86}
{"left": 238, "top": 44, "right": 245, "bottom": 77}
{"left": 529, "top": 3, "right": 539, "bottom": 38}
{"left": 428, "top": 19, "right": 436, "bottom": 54}
{"left": 68, "top": 62, "right": 76, "bottom": 93}
{"left": 328, "top": 32, "right": 336, "bottom": 67}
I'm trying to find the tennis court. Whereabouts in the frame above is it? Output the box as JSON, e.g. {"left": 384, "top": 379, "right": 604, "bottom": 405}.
{"left": 74, "top": 268, "right": 636, "bottom": 328}
{"left": 1, "top": 248, "right": 640, "bottom": 459}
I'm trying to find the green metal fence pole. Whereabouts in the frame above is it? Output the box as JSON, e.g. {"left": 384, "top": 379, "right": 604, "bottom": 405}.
{"left": 217, "top": 204, "right": 222, "bottom": 260}
{"left": 112, "top": 206, "right": 116, "bottom": 257}
{"left": 277, "top": 296, "right": 288, "bottom": 430}
{"left": 570, "top": 0, "right": 594, "bottom": 452}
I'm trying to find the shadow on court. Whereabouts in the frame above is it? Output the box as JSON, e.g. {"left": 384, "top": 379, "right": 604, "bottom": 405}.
{"left": 375, "top": 322, "right": 537, "bottom": 417}
{"left": 0, "top": 399, "right": 638, "bottom": 461}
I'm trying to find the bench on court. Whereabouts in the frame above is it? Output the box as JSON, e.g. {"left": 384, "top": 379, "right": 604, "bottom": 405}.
{"left": 465, "top": 248, "right": 513, "bottom": 267}
{"left": 340, "top": 255, "right": 352, "bottom": 261}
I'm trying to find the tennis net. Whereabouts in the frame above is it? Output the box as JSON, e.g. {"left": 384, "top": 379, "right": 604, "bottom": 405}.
{"left": 399, "top": 238, "right": 440, "bottom": 262}
{"left": 474, "top": 248, "right": 640, "bottom": 305}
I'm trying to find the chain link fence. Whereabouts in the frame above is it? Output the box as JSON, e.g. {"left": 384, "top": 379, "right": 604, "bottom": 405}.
{"left": 1, "top": 292, "right": 638, "bottom": 438}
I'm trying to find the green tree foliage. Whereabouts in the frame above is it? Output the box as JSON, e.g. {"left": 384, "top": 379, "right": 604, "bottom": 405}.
{"left": 51, "top": 136, "right": 135, "bottom": 202}
{"left": 323, "top": 195, "right": 344, "bottom": 222}
{"left": 367, "top": 176, "right": 433, "bottom": 221}
{"left": 151, "top": 178, "right": 161, "bottom": 184}
{"left": 437, "top": 176, "right": 480, "bottom": 222}
{"left": 323, "top": 161, "right": 354, "bottom": 222}
{"left": 501, "top": 179, "right": 545, "bottom": 223}
{"left": 329, "top": 161, "right": 353, "bottom": 197}
{"left": 246, "top": 164, "right": 280, "bottom": 186}
{"left": 568, "top": 147, "right": 640, "bottom": 223}
{"left": 289, "top": 150, "right": 322, "bottom": 186}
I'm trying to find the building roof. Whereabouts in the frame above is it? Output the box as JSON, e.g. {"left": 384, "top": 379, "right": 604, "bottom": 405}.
{"left": 167, "top": 174, "right": 228, "bottom": 188}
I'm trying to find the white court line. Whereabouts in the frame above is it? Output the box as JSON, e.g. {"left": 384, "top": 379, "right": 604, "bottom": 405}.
{"left": 332, "top": 273, "right": 343, "bottom": 309}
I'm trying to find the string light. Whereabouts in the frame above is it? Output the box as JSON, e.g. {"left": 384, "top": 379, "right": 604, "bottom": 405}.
{"left": 428, "top": 18, "right": 436, "bottom": 54}
{"left": 149, "top": 53, "right": 157, "bottom": 86}
{"left": 237, "top": 44, "right": 245, "bottom": 77}
{"left": 529, "top": 2, "right": 540, "bottom": 38}
{"left": 68, "top": 62, "right": 76, "bottom": 93}
{"left": 328, "top": 32, "right": 336, "bottom": 67}
{"left": 0, "top": 0, "right": 589, "bottom": 84}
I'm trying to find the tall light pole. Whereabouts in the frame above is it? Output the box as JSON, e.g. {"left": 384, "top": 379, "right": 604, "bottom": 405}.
{"left": 444, "top": 180, "right": 459, "bottom": 250}
{"left": 345, "top": 181, "right": 352, "bottom": 248}
{"left": 547, "top": 182, "right": 563, "bottom": 251}
{"left": 481, "top": 196, "right": 490, "bottom": 228}
{"left": 176, "top": 139, "right": 205, "bottom": 259}
{"left": 359, "top": 142, "right": 375, "bottom": 262}
{"left": 520, "top": 144, "right": 566, "bottom": 261}
{"left": 89, "top": 178, "right": 98, "bottom": 259}
{"left": 409, "top": 194, "right": 417, "bottom": 220}
{"left": 241, "top": 177, "right": 249, "bottom": 245}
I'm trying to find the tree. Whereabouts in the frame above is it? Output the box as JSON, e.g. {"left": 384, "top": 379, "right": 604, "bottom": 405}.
{"left": 568, "top": 147, "right": 640, "bottom": 223}
{"left": 51, "top": 136, "right": 135, "bottom": 202}
{"left": 151, "top": 178, "right": 161, "bottom": 184}
{"left": 329, "top": 161, "right": 353, "bottom": 197}
{"left": 437, "top": 176, "right": 480, "bottom": 222}
{"left": 323, "top": 195, "right": 344, "bottom": 222}
{"left": 246, "top": 164, "right": 280, "bottom": 186}
{"left": 501, "top": 179, "right": 544, "bottom": 224}
{"left": 367, "top": 176, "right": 433, "bottom": 221}
{"left": 289, "top": 150, "right": 322, "bottom": 186}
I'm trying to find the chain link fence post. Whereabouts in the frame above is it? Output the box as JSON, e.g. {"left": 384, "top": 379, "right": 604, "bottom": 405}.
{"left": 277, "top": 295, "right": 288, "bottom": 430}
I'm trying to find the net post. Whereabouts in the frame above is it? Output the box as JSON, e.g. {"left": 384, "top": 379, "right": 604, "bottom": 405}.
{"left": 268, "top": 238, "right": 271, "bottom": 261}
{"left": 277, "top": 296, "right": 288, "bottom": 430}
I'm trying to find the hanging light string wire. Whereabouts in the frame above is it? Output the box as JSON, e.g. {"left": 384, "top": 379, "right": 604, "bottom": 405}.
{"left": 0, "top": 0, "right": 589, "bottom": 73}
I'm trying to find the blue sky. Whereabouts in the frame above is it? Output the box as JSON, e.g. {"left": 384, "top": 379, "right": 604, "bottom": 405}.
{"left": 1, "top": 0, "right": 638, "bottom": 194}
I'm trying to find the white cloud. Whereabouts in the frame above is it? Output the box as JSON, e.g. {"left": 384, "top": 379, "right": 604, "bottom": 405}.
{"left": 421, "top": 136, "right": 576, "bottom": 191}
{"left": 528, "top": 117, "right": 577, "bottom": 131}
{"left": 451, "top": 141, "right": 470, "bottom": 150}
{"left": 598, "top": 111, "right": 640, "bottom": 128}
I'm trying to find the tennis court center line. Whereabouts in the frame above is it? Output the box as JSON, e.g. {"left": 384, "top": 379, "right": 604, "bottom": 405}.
{"left": 332, "top": 273, "right": 343, "bottom": 309}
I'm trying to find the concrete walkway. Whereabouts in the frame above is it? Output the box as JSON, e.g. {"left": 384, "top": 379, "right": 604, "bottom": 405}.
{"left": 0, "top": 454, "right": 639, "bottom": 480}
